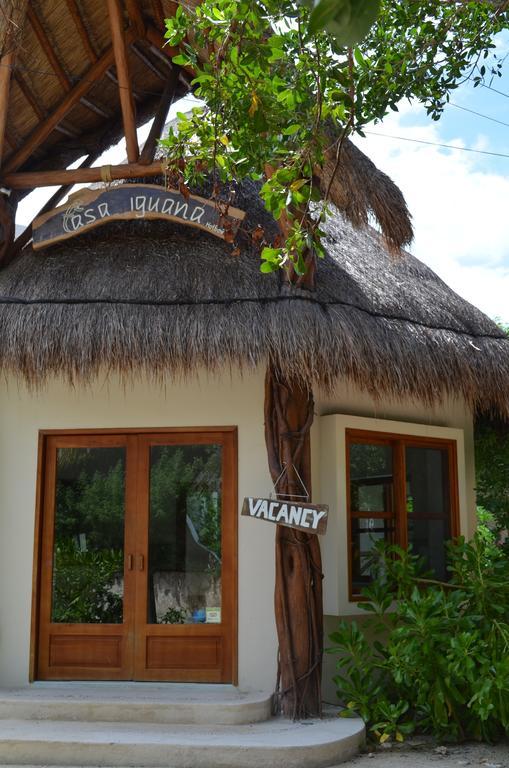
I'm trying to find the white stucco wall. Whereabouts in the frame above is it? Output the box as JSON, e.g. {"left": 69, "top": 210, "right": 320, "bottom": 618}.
{"left": 0, "top": 371, "right": 476, "bottom": 691}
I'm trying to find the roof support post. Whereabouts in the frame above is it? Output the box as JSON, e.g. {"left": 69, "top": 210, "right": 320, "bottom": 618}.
{"left": 0, "top": 51, "right": 14, "bottom": 167}
{"left": 107, "top": 0, "right": 140, "bottom": 163}
{"left": 139, "top": 71, "right": 178, "bottom": 165}
{"left": 264, "top": 368, "right": 322, "bottom": 719}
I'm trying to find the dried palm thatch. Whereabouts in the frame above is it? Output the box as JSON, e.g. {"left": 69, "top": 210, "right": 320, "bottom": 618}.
{"left": 0, "top": 180, "right": 507, "bottom": 415}
{"left": 320, "top": 133, "right": 413, "bottom": 250}
{"left": 0, "top": 0, "right": 27, "bottom": 56}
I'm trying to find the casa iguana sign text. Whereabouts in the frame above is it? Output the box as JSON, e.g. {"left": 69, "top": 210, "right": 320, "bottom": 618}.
{"left": 32, "top": 184, "right": 246, "bottom": 251}
{"left": 241, "top": 497, "right": 328, "bottom": 535}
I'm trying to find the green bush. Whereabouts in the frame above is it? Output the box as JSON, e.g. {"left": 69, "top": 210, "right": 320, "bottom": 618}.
{"left": 328, "top": 527, "right": 509, "bottom": 743}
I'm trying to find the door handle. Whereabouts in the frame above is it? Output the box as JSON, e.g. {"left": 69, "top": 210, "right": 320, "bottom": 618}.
{"left": 137, "top": 554, "right": 144, "bottom": 572}
{"left": 127, "top": 554, "right": 133, "bottom": 571}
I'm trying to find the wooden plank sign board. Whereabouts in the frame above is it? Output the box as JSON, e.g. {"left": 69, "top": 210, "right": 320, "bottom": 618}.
{"left": 32, "top": 184, "right": 246, "bottom": 251}
{"left": 242, "top": 497, "right": 328, "bottom": 535}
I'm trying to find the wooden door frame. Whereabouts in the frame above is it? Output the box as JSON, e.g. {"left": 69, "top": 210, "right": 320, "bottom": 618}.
{"left": 30, "top": 426, "right": 238, "bottom": 684}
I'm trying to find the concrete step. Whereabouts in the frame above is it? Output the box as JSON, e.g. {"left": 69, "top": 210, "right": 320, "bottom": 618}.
{"left": 0, "top": 683, "right": 272, "bottom": 726}
{"left": 0, "top": 713, "right": 365, "bottom": 768}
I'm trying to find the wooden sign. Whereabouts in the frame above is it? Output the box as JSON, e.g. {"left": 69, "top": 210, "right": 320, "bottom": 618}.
{"left": 32, "top": 184, "right": 246, "bottom": 251}
{"left": 241, "top": 497, "right": 328, "bottom": 535}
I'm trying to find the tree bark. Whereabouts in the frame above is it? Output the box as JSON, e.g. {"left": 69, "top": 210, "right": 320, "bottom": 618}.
{"left": 264, "top": 367, "right": 323, "bottom": 719}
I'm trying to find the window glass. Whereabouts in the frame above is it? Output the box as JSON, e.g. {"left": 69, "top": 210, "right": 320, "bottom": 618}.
{"left": 349, "top": 443, "right": 393, "bottom": 514}
{"left": 349, "top": 442, "right": 395, "bottom": 595}
{"left": 405, "top": 446, "right": 451, "bottom": 580}
{"left": 351, "top": 517, "right": 395, "bottom": 593}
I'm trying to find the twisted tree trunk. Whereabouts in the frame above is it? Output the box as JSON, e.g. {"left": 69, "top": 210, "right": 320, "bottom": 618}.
{"left": 264, "top": 368, "right": 323, "bottom": 718}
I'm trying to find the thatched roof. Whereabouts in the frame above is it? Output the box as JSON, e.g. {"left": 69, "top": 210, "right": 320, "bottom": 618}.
{"left": 0, "top": 180, "right": 507, "bottom": 414}
{"left": 0, "top": 2, "right": 414, "bottom": 251}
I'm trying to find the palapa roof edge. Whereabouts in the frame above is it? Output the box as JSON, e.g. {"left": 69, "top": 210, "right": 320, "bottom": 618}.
{"left": 0, "top": 180, "right": 507, "bottom": 416}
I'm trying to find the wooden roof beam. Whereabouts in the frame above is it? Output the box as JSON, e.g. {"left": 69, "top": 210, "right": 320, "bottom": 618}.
{"left": 107, "top": 0, "right": 139, "bottom": 162}
{"left": 80, "top": 97, "right": 112, "bottom": 119}
{"left": 125, "top": 0, "right": 146, "bottom": 37}
{"left": 14, "top": 71, "right": 46, "bottom": 120}
{"left": 0, "top": 51, "right": 15, "bottom": 167}
{"left": 3, "top": 160, "right": 166, "bottom": 189}
{"left": 64, "top": 0, "right": 98, "bottom": 63}
{"left": 105, "top": 68, "right": 143, "bottom": 103}
{"left": 131, "top": 43, "right": 167, "bottom": 81}
{"left": 140, "top": 70, "right": 179, "bottom": 164}
{"left": 2, "top": 29, "right": 138, "bottom": 176}
{"left": 150, "top": 0, "right": 166, "bottom": 31}
{"left": 145, "top": 24, "right": 195, "bottom": 81}
{"left": 28, "top": 5, "right": 107, "bottom": 121}
{"left": 27, "top": 6, "right": 71, "bottom": 91}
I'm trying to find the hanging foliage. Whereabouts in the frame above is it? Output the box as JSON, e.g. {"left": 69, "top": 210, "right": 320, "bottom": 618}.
{"left": 161, "top": 0, "right": 508, "bottom": 273}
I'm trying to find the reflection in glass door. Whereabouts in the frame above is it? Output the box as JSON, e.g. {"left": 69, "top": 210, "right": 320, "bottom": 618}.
{"left": 52, "top": 447, "right": 126, "bottom": 625}
{"left": 36, "top": 429, "right": 237, "bottom": 683}
{"left": 147, "top": 444, "right": 222, "bottom": 626}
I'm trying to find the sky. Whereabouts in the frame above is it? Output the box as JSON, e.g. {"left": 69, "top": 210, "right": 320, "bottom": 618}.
{"left": 16, "top": 33, "right": 509, "bottom": 326}
{"left": 351, "top": 31, "right": 509, "bottom": 326}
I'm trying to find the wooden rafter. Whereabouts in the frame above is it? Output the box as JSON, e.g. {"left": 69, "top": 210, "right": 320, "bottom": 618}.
{"left": 150, "top": 0, "right": 166, "bottom": 31}
{"left": 14, "top": 71, "right": 45, "bottom": 120}
{"left": 140, "top": 71, "right": 179, "bottom": 165}
{"left": 105, "top": 68, "right": 143, "bottom": 103}
{"left": 146, "top": 24, "right": 194, "bottom": 80}
{"left": 1, "top": 28, "right": 140, "bottom": 176}
{"left": 55, "top": 123, "right": 79, "bottom": 139}
{"left": 0, "top": 51, "right": 15, "bottom": 166}
{"left": 131, "top": 43, "right": 167, "bottom": 81}
{"left": 27, "top": 6, "right": 71, "bottom": 91}
{"left": 107, "top": 0, "right": 139, "bottom": 163}
{"left": 3, "top": 160, "right": 165, "bottom": 189}
{"left": 80, "top": 96, "right": 111, "bottom": 119}
{"left": 125, "top": 0, "right": 146, "bottom": 37}
{"left": 64, "top": 0, "right": 98, "bottom": 63}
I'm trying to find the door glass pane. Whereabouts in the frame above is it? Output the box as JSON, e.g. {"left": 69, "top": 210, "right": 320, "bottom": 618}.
{"left": 148, "top": 444, "right": 222, "bottom": 625}
{"left": 405, "top": 446, "right": 451, "bottom": 579}
{"left": 350, "top": 443, "right": 393, "bottom": 513}
{"left": 51, "top": 447, "right": 125, "bottom": 624}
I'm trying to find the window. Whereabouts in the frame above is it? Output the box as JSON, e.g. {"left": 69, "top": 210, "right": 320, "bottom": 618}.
{"left": 347, "top": 429, "right": 459, "bottom": 598}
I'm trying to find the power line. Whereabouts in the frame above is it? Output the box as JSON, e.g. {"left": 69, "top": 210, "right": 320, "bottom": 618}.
{"left": 448, "top": 100, "right": 509, "bottom": 129}
{"left": 364, "top": 130, "right": 509, "bottom": 158}
{"left": 481, "top": 81, "right": 509, "bottom": 99}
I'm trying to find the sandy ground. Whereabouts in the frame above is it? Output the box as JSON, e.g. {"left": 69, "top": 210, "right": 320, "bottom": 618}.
{"left": 341, "top": 740, "right": 509, "bottom": 768}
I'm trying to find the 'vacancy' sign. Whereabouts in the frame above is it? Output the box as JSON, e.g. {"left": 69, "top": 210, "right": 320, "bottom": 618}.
{"left": 241, "top": 497, "right": 328, "bottom": 535}
{"left": 32, "top": 184, "right": 245, "bottom": 250}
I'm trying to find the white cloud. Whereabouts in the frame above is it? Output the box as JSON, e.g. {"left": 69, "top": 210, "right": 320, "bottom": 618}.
{"left": 354, "top": 107, "right": 509, "bottom": 324}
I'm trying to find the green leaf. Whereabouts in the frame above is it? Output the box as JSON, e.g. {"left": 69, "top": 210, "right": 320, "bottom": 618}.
{"left": 312, "top": 0, "right": 381, "bottom": 47}
{"left": 172, "top": 54, "right": 189, "bottom": 66}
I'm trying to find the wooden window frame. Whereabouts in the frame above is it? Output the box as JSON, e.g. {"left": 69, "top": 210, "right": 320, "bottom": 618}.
{"left": 346, "top": 428, "right": 460, "bottom": 601}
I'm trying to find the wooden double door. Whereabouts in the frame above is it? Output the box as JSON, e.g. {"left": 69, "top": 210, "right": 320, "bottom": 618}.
{"left": 35, "top": 428, "right": 237, "bottom": 682}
